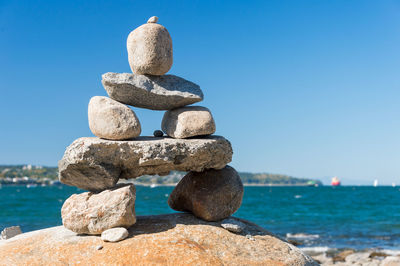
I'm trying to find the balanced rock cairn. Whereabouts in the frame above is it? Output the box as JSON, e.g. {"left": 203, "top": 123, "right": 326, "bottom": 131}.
{"left": 58, "top": 16, "right": 244, "bottom": 236}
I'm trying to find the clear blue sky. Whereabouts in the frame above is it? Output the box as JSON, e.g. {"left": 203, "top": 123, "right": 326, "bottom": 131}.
{"left": 1, "top": 0, "right": 399, "bottom": 185}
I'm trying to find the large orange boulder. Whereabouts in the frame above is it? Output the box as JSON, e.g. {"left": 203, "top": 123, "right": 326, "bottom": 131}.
{"left": 0, "top": 213, "right": 317, "bottom": 266}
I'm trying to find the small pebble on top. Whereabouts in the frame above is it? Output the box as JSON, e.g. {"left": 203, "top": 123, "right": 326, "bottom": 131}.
{"left": 153, "top": 130, "right": 164, "bottom": 137}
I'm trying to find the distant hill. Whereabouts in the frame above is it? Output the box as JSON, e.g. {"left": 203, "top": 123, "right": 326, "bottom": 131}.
{"left": 0, "top": 165, "right": 322, "bottom": 186}
{"left": 0, "top": 165, "right": 58, "bottom": 180}
{"left": 238, "top": 172, "right": 322, "bottom": 186}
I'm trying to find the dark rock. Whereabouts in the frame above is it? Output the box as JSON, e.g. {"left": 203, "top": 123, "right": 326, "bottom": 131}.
{"left": 287, "top": 239, "right": 303, "bottom": 246}
{"left": 168, "top": 166, "right": 244, "bottom": 221}
{"left": 153, "top": 130, "right": 163, "bottom": 137}
{"left": 369, "top": 251, "right": 389, "bottom": 258}
{"left": 333, "top": 249, "right": 355, "bottom": 262}
{"left": 1, "top": 226, "right": 22, "bottom": 240}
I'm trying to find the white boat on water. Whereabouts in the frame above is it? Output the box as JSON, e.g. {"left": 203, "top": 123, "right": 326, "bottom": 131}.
{"left": 373, "top": 179, "right": 378, "bottom": 187}
{"left": 392, "top": 183, "right": 396, "bottom": 187}
{"left": 150, "top": 184, "right": 158, "bottom": 188}
{"left": 331, "top": 177, "right": 341, "bottom": 186}
{"left": 27, "top": 184, "right": 37, "bottom": 188}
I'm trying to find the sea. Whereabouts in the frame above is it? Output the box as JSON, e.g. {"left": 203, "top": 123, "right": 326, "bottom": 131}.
{"left": 1, "top": 185, "right": 399, "bottom": 255}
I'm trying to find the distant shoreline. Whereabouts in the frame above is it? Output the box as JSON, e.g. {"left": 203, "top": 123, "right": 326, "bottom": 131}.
{"left": 125, "top": 182, "right": 320, "bottom": 187}
{"left": 1, "top": 182, "right": 398, "bottom": 188}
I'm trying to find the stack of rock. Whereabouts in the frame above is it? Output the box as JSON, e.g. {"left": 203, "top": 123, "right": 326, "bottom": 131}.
{"left": 58, "top": 16, "right": 244, "bottom": 238}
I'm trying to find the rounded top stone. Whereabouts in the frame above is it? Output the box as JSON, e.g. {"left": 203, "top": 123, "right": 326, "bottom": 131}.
{"left": 127, "top": 17, "right": 172, "bottom": 75}
{"left": 147, "top": 16, "right": 158, "bottom": 23}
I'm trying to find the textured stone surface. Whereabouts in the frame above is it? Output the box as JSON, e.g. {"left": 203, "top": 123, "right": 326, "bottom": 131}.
{"left": 1, "top": 226, "right": 22, "bottom": 240}
{"left": 127, "top": 17, "right": 172, "bottom": 75}
{"left": 382, "top": 256, "right": 400, "bottom": 266}
{"left": 168, "top": 166, "right": 244, "bottom": 221}
{"left": 0, "top": 213, "right": 317, "bottom": 266}
{"left": 101, "top": 227, "right": 129, "bottom": 242}
{"left": 221, "top": 218, "right": 246, "bottom": 233}
{"left": 61, "top": 185, "right": 136, "bottom": 235}
{"left": 88, "top": 96, "right": 141, "bottom": 140}
{"left": 345, "top": 252, "right": 370, "bottom": 264}
{"left": 162, "top": 106, "right": 216, "bottom": 138}
{"left": 59, "top": 136, "right": 232, "bottom": 191}
{"left": 102, "top": 72, "right": 203, "bottom": 110}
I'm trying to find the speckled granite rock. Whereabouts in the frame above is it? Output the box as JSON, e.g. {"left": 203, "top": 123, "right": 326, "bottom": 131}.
{"left": 88, "top": 96, "right": 141, "bottom": 140}
{"left": 127, "top": 16, "right": 172, "bottom": 75}
{"left": 61, "top": 185, "right": 136, "bottom": 234}
{"left": 0, "top": 213, "right": 317, "bottom": 266}
{"left": 58, "top": 136, "right": 232, "bottom": 191}
{"left": 102, "top": 72, "right": 203, "bottom": 110}
{"left": 162, "top": 106, "right": 216, "bottom": 139}
{"left": 168, "top": 166, "right": 244, "bottom": 221}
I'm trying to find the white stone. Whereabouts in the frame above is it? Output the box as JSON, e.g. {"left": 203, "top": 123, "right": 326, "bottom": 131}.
{"left": 147, "top": 16, "right": 158, "bottom": 23}
{"left": 101, "top": 227, "right": 129, "bottom": 242}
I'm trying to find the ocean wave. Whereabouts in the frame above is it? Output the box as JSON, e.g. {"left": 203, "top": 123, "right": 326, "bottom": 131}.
{"left": 381, "top": 249, "right": 400, "bottom": 256}
{"left": 286, "top": 233, "right": 320, "bottom": 240}
{"left": 300, "top": 246, "right": 332, "bottom": 254}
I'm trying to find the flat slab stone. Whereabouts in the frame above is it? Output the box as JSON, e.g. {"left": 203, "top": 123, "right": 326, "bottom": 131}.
{"left": 58, "top": 136, "right": 232, "bottom": 191}
{"left": 102, "top": 72, "right": 203, "bottom": 110}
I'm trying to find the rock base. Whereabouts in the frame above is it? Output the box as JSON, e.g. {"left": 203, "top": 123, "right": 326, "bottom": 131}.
{"left": 0, "top": 213, "right": 316, "bottom": 266}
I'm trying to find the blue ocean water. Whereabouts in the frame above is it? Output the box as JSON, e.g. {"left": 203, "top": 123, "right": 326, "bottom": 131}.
{"left": 1, "top": 185, "right": 399, "bottom": 251}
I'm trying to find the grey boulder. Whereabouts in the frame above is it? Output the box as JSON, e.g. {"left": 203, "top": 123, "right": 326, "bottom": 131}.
{"left": 61, "top": 185, "right": 136, "bottom": 235}
{"left": 162, "top": 106, "right": 216, "bottom": 139}
{"left": 88, "top": 96, "right": 141, "bottom": 140}
{"left": 58, "top": 136, "right": 232, "bottom": 191}
{"left": 168, "top": 166, "right": 244, "bottom": 221}
{"left": 102, "top": 72, "right": 203, "bottom": 110}
{"left": 1, "top": 226, "right": 22, "bottom": 240}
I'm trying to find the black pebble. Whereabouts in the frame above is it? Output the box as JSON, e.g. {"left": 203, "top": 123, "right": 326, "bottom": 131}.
{"left": 153, "top": 130, "right": 164, "bottom": 137}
